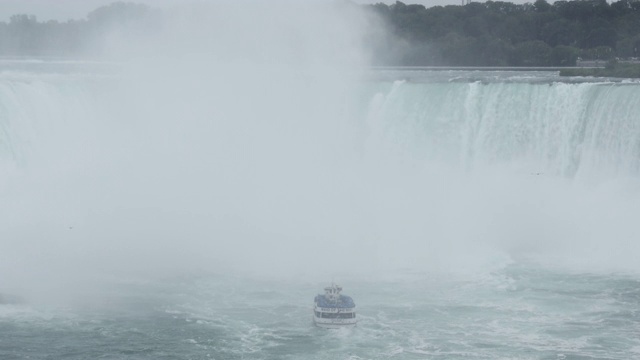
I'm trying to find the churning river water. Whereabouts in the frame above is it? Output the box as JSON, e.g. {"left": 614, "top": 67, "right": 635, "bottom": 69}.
{"left": 2, "top": 265, "right": 640, "bottom": 359}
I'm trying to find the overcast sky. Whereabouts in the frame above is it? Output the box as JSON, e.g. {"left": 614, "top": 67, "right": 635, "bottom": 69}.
{"left": 0, "top": 0, "right": 527, "bottom": 22}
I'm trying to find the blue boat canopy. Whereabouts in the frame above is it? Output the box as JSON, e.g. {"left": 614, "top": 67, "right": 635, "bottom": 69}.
{"left": 315, "top": 294, "right": 355, "bottom": 308}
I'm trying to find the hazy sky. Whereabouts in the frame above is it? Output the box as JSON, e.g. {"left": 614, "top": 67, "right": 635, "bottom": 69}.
{"left": 0, "top": 0, "right": 531, "bottom": 22}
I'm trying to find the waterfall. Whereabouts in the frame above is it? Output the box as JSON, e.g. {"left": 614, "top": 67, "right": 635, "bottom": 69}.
{"left": 1, "top": 68, "right": 640, "bottom": 286}
{"left": 363, "top": 79, "right": 640, "bottom": 181}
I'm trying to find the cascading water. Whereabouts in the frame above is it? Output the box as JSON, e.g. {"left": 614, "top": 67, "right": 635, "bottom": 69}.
{"left": 1, "top": 64, "right": 640, "bottom": 358}
{"left": 363, "top": 75, "right": 640, "bottom": 181}
{"left": 0, "top": 74, "right": 104, "bottom": 170}
{"left": 2, "top": 68, "right": 640, "bottom": 276}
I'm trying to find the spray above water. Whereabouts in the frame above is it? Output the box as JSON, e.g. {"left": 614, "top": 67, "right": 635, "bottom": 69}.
{"left": 0, "top": 1, "right": 380, "bottom": 299}
{"left": 1, "top": 2, "right": 640, "bottom": 305}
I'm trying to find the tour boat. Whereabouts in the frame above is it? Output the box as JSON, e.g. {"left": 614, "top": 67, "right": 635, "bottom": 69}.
{"left": 313, "top": 283, "right": 357, "bottom": 328}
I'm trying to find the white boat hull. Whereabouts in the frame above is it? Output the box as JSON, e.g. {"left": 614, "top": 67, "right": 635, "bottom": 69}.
{"left": 313, "top": 316, "right": 357, "bottom": 328}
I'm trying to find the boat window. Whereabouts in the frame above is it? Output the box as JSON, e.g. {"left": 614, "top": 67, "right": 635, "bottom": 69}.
{"left": 320, "top": 312, "right": 355, "bottom": 319}
{"left": 338, "top": 313, "right": 355, "bottom": 319}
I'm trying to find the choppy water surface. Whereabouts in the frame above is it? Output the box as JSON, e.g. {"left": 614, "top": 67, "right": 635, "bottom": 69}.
{"left": 2, "top": 265, "right": 639, "bottom": 359}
